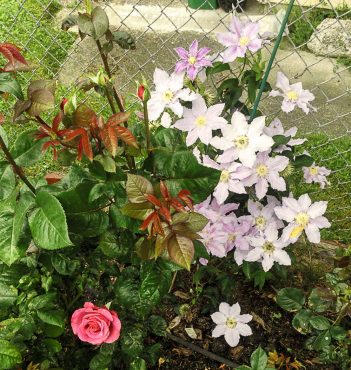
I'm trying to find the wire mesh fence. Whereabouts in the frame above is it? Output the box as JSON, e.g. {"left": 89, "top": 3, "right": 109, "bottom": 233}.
{"left": 1, "top": 0, "right": 350, "bottom": 241}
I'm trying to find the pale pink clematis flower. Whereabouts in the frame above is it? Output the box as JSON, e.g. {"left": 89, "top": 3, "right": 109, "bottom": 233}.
{"left": 175, "top": 40, "right": 212, "bottom": 81}
{"left": 198, "top": 222, "right": 228, "bottom": 258}
{"left": 303, "top": 163, "right": 331, "bottom": 189}
{"left": 264, "top": 118, "right": 306, "bottom": 153}
{"left": 242, "top": 151, "right": 289, "bottom": 199}
{"left": 193, "top": 149, "right": 252, "bottom": 204}
{"left": 210, "top": 111, "right": 274, "bottom": 168}
{"left": 217, "top": 17, "right": 263, "bottom": 63}
{"left": 211, "top": 302, "right": 253, "bottom": 347}
{"left": 270, "top": 72, "right": 316, "bottom": 114}
{"left": 247, "top": 198, "right": 284, "bottom": 233}
{"left": 245, "top": 225, "right": 291, "bottom": 272}
{"left": 194, "top": 196, "right": 238, "bottom": 223}
{"left": 222, "top": 215, "right": 252, "bottom": 257}
{"left": 173, "top": 97, "right": 227, "bottom": 146}
{"left": 147, "top": 68, "right": 197, "bottom": 126}
{"left": 274, "top": 194, "right": 331, "bottom": 244}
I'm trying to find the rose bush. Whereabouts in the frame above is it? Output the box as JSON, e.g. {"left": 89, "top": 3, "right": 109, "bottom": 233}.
{"left": 0, "top": 3, "right": 349, "bottom": 370}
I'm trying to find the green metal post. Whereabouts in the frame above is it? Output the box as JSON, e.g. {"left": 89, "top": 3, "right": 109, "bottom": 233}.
{"left": 249, "top": 0, "right": 296, "bottom": 122}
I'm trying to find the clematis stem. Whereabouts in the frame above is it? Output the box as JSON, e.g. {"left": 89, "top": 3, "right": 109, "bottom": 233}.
{"left": 0, "top": 134, "right": 36, "bottom": 194}
{"left": 95, "top": 39, "right": 136, "bottom": 170}
{"left": 249, "top": 0, "right": 296, "bottom": 121}
{"left": 143, "top": 100, "right": 151, "bottom": 153}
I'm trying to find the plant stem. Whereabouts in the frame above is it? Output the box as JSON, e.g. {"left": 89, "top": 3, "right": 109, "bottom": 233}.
{"left": 0, "top": 134, "right": 36, "bottom": 194}
{"left": 143, "top": 101, "right": 151, "bottom": 153}
{"left": 95, "top": 39, "right": 124, "bottom": 113}
{"left": 166, "top": 333, "right": 239, "bottom": 368}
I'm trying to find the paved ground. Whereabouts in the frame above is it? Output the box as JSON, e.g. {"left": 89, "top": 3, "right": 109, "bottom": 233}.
{"left": 57, "top": 1, "right": 351, "bottom": 137}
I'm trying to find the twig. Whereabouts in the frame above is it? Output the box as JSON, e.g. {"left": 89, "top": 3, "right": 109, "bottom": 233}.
{"left": 168, "top": 271, "right": 178, "bottom": 294}
{"left": 143, "top": 100, "right": 151, "bottom": 153}
{"left": 166, "top": 333, "right": 240, "bottom": 368}
{"left": 0, "top": 134, "right": 36, "bottom": 194}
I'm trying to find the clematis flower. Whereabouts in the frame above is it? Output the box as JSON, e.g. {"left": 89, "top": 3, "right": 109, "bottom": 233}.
{"left": 211, "top": 302, "right": 253, "bottom": 347}
{"left": 173, "top": 97, "right": 227, "bottom": 146}
{"left": 264, "top": 118, "right": 306, "bottom": 153}
{"left": 217, "top": 17, "right": 263, "bottom": 63}
{"left": 147, "top": 68, "right": 197, "bottom": 127}
{"left": 242, "top": 151, "right": 289, "bottom": 199}
{"left": 175, "top": 40, "right": 212, "bottom": 81}
{"left": 194, "top": 196, "right": 238, "bottom": 224}
{"left": 303, "top": 163, "right": 331, "bottom": 189}
{"left": 274, "top": 194, "right": 330, "bottom": 243}
{"left": 199, "top": 222, "right": 228, "bottom": 258}
{"left": 193, "top": 149, "right": 251, "bottom": 204}
{"left": 211, "top": 112, "right": 274, "bottom": 168}
{"left": 245, "top": 225, "right": 291, "bottom": 272}
{"left": 270, "top": 72, "right": 316, "bottom": 114}
{"left": 247, "top": 198, "right": 284, "bottom": 233}
{"left": 222, "top": 215, "right": 252, "bottom": 257}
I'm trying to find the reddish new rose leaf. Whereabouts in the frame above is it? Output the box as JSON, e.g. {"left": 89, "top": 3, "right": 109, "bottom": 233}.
{"left": 145, "top": 194, "right": 162, "bottom": 208}
{"left": 177, "top": 189, "right": 193, "bottom": 210}
{"left": 0, "top": 114, "right": 4, "bottom": 125}
{"left": 0, "top": 43, "right": 27, "bottom": 66}
{"left": 2, "top": 59, "right": 33, "bottom": 72}
{"left": 113, "top": 125, "right": 138, "bottom": 148}
{"left": 65, "top": 127, "right": 93, "bottom": 161}
{"left": 160, "top": 181, "right": 170, "bottom": 200}
{"left": 100, "top": 124, "right": 118, "bottom": 157}
{"left": 140, "top": 211, "right": 157, "bottom": 231}
{"left": 45, "top": 172, "right": 63, "bottom": 185}
{"left": 106, "top": 112, "right": 130, "bottom": 127}
{"left": 72, "top": 104, "right": 97, "bottom": 128}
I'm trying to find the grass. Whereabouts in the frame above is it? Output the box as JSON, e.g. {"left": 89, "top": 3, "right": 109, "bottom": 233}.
{"left": 287, "top": 4, "right": 351, "bottom": 68}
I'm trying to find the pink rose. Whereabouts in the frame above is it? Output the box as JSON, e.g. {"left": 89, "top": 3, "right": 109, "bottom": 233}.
{"left": 71, "top": 302, "right": 121, "bottom": 345}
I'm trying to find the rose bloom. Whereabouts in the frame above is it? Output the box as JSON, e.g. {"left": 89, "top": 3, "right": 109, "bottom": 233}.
{"left": 71, "top": 302, "right": 121, "bottom": 345}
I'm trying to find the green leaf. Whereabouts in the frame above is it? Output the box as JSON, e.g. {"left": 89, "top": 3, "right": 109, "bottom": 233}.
{"left": 308, "top": 288, "right": 334, "bottom": 313}
{"left": 110, "top": 31, "right": 136, "bottom": 50}
{"left": 250, "top": 346, "right": 268, "bottom": 370}
{"left": 309, "top": 315, "right": 330, "bottom": 331}
{"left": 29, "top": 191, "right": 71, "bottom": 250}
{"left": 10, "top": 130, "right": 45, "bottom": 167}
{"left": 51, "top": 253, "right": 79, "bottom": 275}
{"left": 0, "top": 339, "right": 21, "bottom": 370}
{"left": 0, "top": 126, "right": 8, "bottom": 147}
{"left": 0, "top": 192, "right": 33, "bottom": 266}
{"left": 27, "top": 89, "right": 55, "bottom": 116}
{"left": 272, "top": 135, "right": 291, "bottom": 147}
{"left": 173, "top": 212, "right": 208, "bottom": 232}
{"left": 109, "top": 204, "right": 140, "bottom": 232}
{"left": 99, "top": 229, "right": 129, "bottom": 259}
{"left": 206, "top": 62, "right": 230, "bottom": 76}
{"left": 0, "top": 318, "right": 25, "bottom": 340}
{"left": 0, "top": 283, "right": 17, "bottom": 311}
{"left": 37, "top": 310, "right": 65, "bottom": 328}
{"left": 0, "top": 163, "right": 15, "bottom": 202}
{"left": 121, "top": 326, "right": 145, "bottom": 357}
{"left": 120, "top": 202, "right": 153, "bottom": 220}
{"left": 163, "top": 151, "right": 220, "bottom": 203}
{"left": 276, "top": 288, "right": 305, "bottom": 312}
{"left": 293, "top": 154, "right": 314, "bottom": 168}
{"left": 0, "top": 73, "right": 23, "bottom": 100}
{"left": 43, "top": 338, "right": 62, "bottom": 354}
{"left": 292, "top": 309, "right": 313, "bottom": 334}
{"left": 147, "top": 315, "right": 167, "bottom": 337}
{"left": 167, "top": 234, "right": 194, "bottom": 270}
{"left": 89, "top": 352, "right": 111, "bottom": 370}
{"left": 129, "top": 358, "right": 147, "bottom": 370}
{"left": 330, "top": 325, "right": 347, "bottom": 340}
{"left": 194, "top": 240, "right": 210, "bottom": 260}
{"left": 67, "top": 211, "right": 109, "bottom": 237}
{"left": 28, "top": 293, "right": 57, "bottom": 311}
{"left": 126, "top": 174, "right": 153, "bottom": 203}
{"left": 78, "top": 7, "right": 109, "bottom": 39}
{"left": 312, "top": 329, "right": 331, "bottom": 351}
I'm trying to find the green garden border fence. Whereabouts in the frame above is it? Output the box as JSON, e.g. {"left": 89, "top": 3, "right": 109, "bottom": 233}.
{"left": 249, "top": 0, "right": 296, "bottom": 122}
{"left": 188, "top": 0, "right": 219, "bottom": 10}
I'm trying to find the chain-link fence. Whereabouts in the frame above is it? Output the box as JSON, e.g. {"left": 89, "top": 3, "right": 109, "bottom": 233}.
{"left": 1, "top": 0, "right": 350, "bottom": 242}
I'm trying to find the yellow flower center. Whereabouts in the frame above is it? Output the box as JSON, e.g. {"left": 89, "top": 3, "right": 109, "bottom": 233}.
{"left": 286, "top": 90, "right": 299, "bottom": 101}
{"left": 228, "top": 233, "right": 236, "bottom": 241}
{"left": 256, "top": 164, "right": 268, "bottom": 177}
{"left": 226, "top": 317, "right": 237, "bottom": 329}
{"left": 220, "top": 170, "right": 230, "bottom": 182}
{"left": 263, "top": 242, "right": 275, "bottom": 254}
{"left": 188, "top": 56, "right": 197, "bottom": 65}
{"left": 239, "top": 36, "right": 250, "bottom": 47}
{"left": 163, "top": 90, "right": 174, "bottom": 102}
{"left": 295, "top": 212, "right": 309, "bottom": 227}
{"left": 309, "top": 166, "right": 319, "bottom": 175}
{"left": 234, "top": 135, "right": 249, "bottom": 149}
{"left": 195, "top": 115, "right": 207, "bottom": 127}
{"left": 255, "top": 216, "right": 266, "bottom": 230}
